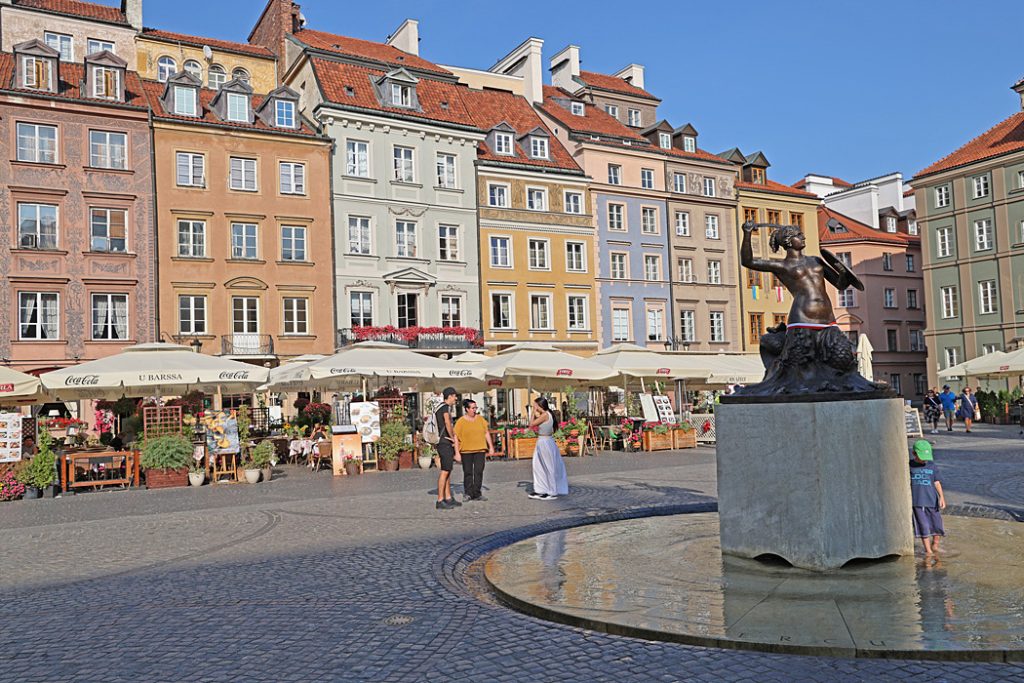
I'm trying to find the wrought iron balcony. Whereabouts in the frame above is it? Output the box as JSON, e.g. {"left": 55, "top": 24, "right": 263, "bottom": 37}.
{"left": 336, "top": 327, "right": 483, "bottom": 350}
{"left": 220, "top": 334, "right": 275, "bottom": 356}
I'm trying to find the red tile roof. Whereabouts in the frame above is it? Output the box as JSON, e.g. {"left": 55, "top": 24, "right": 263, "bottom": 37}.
{"left": 578, "top": 70, "right": 659, "bottom": 101}
{"left": 294, "top": 29, "right": 451, "bottom": 76}
{"left": 792, "top": 175, "right": 852, "bottom": 190}
{"left": 139, "top": 79, "right": 319, "bottom": 136}
{"left": 460, "top": 88, "right": 580, "bottom": 174}
{"left": 539, "top": 85, "right": 648, "bottom": 142}
{"left": 915, "top": 111, "right": 1024, "bottom": 178}
{"left": 11, "top": 0, "right": 127, "bottom": 25}
{"left": 818, "top": 206, "right": 918, "bottom": 245}
{"left": 737, "top": 178, "right": 819, "bottom": 199}
{"left": 140, "top": 28, "right": 275, "bottom": 59}
{"left": 662, "top": 143, "right": 736, "bottom": 166}
{"left": 310, "top": 58, "right": 476, "bottom": 128}
{"left": 0, "top": 53, "right": 146, "bottom": 107}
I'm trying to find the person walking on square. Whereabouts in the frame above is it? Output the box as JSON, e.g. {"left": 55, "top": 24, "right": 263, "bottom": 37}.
{"left": 910, "top": 439, "right": 946, "bottom": 555}
{"left": 453, "top": 399, "right": 494, "bottom": 502}
{"left": 924, "top": 389, "right": 942, "bottom": 434}
{"left": 957, "top": 387, "right": 978, "bottom": 433}
{"left": 529, "top": 397, "right": 569, "bottom": 500}
{"left": 938, "top": 385, "right": 957, "bottom": 432}
{"left": 434, "top": 388, "right": 461, "bottom": 510}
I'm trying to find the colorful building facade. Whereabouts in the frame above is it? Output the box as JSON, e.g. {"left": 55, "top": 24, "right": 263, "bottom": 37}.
{"left": 135, "top": 27, "right": 277, "bottom": 94}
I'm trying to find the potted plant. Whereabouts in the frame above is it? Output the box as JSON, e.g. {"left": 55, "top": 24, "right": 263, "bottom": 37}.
{"left": 0, "top": 469, "right": 25, "bottom": 501}
{"left": 342, "top": 451, "right": 361, "bottom": 476}
{"left": 642, "top": 422, "right": 673, "bottom": 451}
{"left": 377, "top": 416, "right": 408, "bottom": 472}
{"left": 508, "top": 427, "right": 538, "bottom": 459}
{"left": 616, "top": 418, "right": 641, "bottom": 452}
{"left": 16, "top": 426, "right": 57, "bottom": 498}
{"left": 141, "top": 434, "right": 192, "bottom": 489}
{"left": 240, "top": 455, "right": 262, "bottom": 484}
{"left": 188, "top": 461, "right": 206, "bottom": 487}
{"left": 418, "top": 442, "right": 436, "bottom": 469}
{"left": 252, "top": 440, "right": 275, "bottom": 482}
{"left": 671, "top": 421, "right": 697, "bottom": 449}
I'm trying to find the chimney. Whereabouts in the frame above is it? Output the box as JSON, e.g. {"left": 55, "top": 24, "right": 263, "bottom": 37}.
{"left": 490, "top": 37, "right": 544, "bottom": 104}
{"left": 613, "top": 63, "right": 645, "bottom": 90}
{"left": 550, "top": 45, "right": 580, "bottom": 93}
{"left": 249, "top": 0, "right": 301, "bottom": 68}
{"left": 386, "top": 19, "right": 419, "bottom": 57}
{"left": 120, "top": 0, "right": 142, "bottom": 31}
{"left": 1013, "top": 78, "right": 1024, "bottom": 110}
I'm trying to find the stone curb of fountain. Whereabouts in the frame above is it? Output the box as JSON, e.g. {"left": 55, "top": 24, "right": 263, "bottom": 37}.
{"left": 948, "top": 502, "right": 1024, "bottom": 522}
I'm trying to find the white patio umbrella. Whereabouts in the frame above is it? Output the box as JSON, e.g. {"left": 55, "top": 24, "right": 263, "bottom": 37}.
{"left": 477, "top": 343, "right": 617, "bottom": 390}
{"left": 0, "top": 365, "right": 47, "bottom": 403}
{"left": 593, "top": 344, "right": 713, "bottom": 382}
{"left": 451, "top": 351, "right": 489, "bottom": 364}
{"left": 260, "top": 354, "right": 327, "bottom": 391}
{"left": 856, "top": 335, "right": 875, "bottom": 382}
{"left": 938, "top": 350, "right": 1008, "bottom": 380}
{"left": 40, "top": 343, "right": 270, "bottom": 400}
{"left": 964, "top": 348, "right": 1024, "bottom": 380}
{"left": 680, "top": 354, "right": 765, "bottom": 389}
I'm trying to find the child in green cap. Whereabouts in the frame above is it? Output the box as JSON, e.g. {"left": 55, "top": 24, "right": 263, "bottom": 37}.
{"left": 909, "top": 439, "right": 946, "bottom": 555}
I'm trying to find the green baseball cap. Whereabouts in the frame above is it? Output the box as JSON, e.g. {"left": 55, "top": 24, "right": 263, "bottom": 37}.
{"left": 913, "top": 440, "right": 933, "bottom": 461}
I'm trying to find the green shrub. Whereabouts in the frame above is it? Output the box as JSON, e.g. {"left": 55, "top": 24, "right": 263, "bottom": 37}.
{"left": 377, "top": 418, "right": 410, "bottom": 462}
{"left": 140, "top": 434, "right": 193, "bottom": 471}
{"left": 251, "top": 440, "right": 275, "bottom": 468}
{"left": 15, "top": 426, "right": 56, "bottom": 490}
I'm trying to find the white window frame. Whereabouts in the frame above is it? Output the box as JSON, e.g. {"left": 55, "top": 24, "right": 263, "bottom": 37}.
{"left": 16, "top": 122, "right": 58, "bottom": 164}
{"left": 391, "top": 83, "right": 412, "bottom": 107}
{"left": 440, "top": 294, "right": 463, "bottom": 327}
{"left": 350, "top": 291, "right": 374, "bottom": 327}
{"left": 487, "top": 182, "right": 510, "bottom": 208}
{"left": 230, "top": 223, "right": 259, "bottom": 260}
{"left": 491, "top": 292, "right": 514, "bottom": 330}
{"left": 176, "top": 219, "right": 206, "bottom": 257}
{"left": 885, "top": 216, "right": 897, "bottom": 232}
{"left": 705, "top": 214, "right": 720, "bottom": 239}
{"left": 658, "top": 132, "right": 671, "bottom": 149}
{"left": 838, "top": 288, "right": 856, "bottom": 308}
{"left": 673, "top": 172, "right": 687, "bottom": 193}
{"left": 605, "top": 104, "right": 619, "bottom": 118}
{"left": 608, "top": 164, "right": 622, "bottom": 185}
{"left": 345, "top": 139, "right": 370, "bottom": 177}
{"left": 936, "top": 226, "right": 952, "bottom": 257}
{"left": 566, "top": 295, "right": 588, "bottom": 331}
{"left": 279, "top": 161, "right": 306, "bottom": 195}
{"left": 564, "top": 191, "right": 583, "bottom": 214}
{"left": 87, "top": 39, "right": 114, "bottom": 54}
{"left": 529, "top": 293, "right": 553, "bottom": 330}
{"left": 395, "top": 221, "right": 418, "bottom": 258}
{"left": 644, "top": 254, "right": 661, "bottom": 281}
{"left": 90, "top": 293, "right": 129, "bottom": 340}
{"left": 173, "top": 85, "right": 197, "bottom": 116}
{"left": 611, "top": 304, "right": 631, "bottom": 342}
{"left": 178, "top": 295, "right": 206, "bottom": 335}
{"left": 493, "top": 132, "right": 513, "bottom": 155}
{"left": 18, "top": 291, "right": 60, "bottom": 340}
{"left": 89, "top": 130, "right": 126, "bottom": 169}
{"left": 530, "top": 137, "right": 549, "bottom": 160}
{"left": 709, "top": 311, "right": 725, "bottom": 343}
{"left": 283, "top": 297, "right": 309, "bottom": 335}
{"left": 182, "top": 60, "right": 202, "bottom": 81}
{"left": 646, "top": 304, "right": 665, "bottom": 342}
{"left": 678, "top": 257, "right": 694, "bottom": 283}
{"left": 526, "top": 187, "right": 548, "bottom": 211}
{"left": 489, "top": 235, "right": 512, "bottom": 268}
{"left": 18, "top": 202, "right": 59, "bottom": 249}
{"left": 21, "top": 55, "right": 53, "bottom": 90}
{"left": 944, "top": 347, "right": 959, "bottom": 369}
{"left": 703, "top": 177, "right": 716, "bottom": 197}
{"left": 675, "top": 211, "right": 690, "bottom": 236}
{"left": 229, "top": 157, "right": 258, "bottom": 191}
{"left": 940, "top": 285, "right": 959, "bottom": 319}
{"left": 226, "top": 92, "right": 249, "bottom": 122}
{"left": 884, "top": 288, "right": 896, "bottom": 308}
{"left": 641, "top": 168, "right": 655, "bottom": 189}
{"left": 627, "top": 109, "right": 641, "bottom": 127}
{"left": 176, "top": 151, "right": 205, "bottom": 187}
{"left": 436, "top": 153, "right": 457, "bottom": 189}
{"left": 438, "top": 224, "right": 460, "bottom": 261}
{"left": 232, "top": 296, "right": 260, "bottom": 335}
{"left": 91, "top": 66, "right": 120, "bottom": 100}
{"left": 974, "top": 218, "right": 993, "bottom": 251}
{"left": 565, "top": 241, "right": 587, "bottom": 272}
{"left": 610, "top": 252, "right": 628, "bottom": 280}
{"left": 679, "top": 310, "right": 695, "bottom": 342}
{"left": 347, "top": 216, "right": 372, "bottom": 255}
{"left": 972, "top": 174, "right": 990, "bottom": 199}
{"left": 393, "top": 145, "right": 415, "bottom": 183}
{"left": 909, "top": 329, "right": 925, "bottom": 352}
{"left": 570, "top": 102, "right": 585, "bottom": 116}
{"left": 607, "top": 203, "right": 625, "bottom": 231}
{"left": 208, "top": 65, "right": 227, "bottom": 90}
{"left": 683, "top": 137, "right": 696, "bottom": 153}
{"left": 707, "top": 259, "right": 722, "bottom": 285}
{"left": 89, "top": 207, "right": 127, "bottom": 253}
{"left": 528, "top": 238, "right": 551, "bottom": 271}
{"left": 275, "top": 100, "right": 296, "bottom": 128}
{"left": 44, "top": 32, "right": 73, "bottom": 60}
{"left": 641, "top": 206, "right": 658, "bottom": 234}
{"left": 978, "top": 280, "right": 998, "bottom": 315}
{"left": 281, "top": 225, "right": 307, "bottom": 262}
{"left": 935, "top": 185, "right": 950, "bottom": 208}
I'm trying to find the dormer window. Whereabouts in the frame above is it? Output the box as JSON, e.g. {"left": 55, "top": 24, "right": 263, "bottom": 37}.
{"left": 232, "top": 68, "right": 250, "bottom": 84}
{"left": 751, "top": 167, "right": 766, "bottom": 184}
{"left": 658, "top": 132, "right": 671, "bottom": 149}
{"left": 174, "top": 86, "right": 198, "bottom": 116}
{"left": 275, "top": 100, "right": 296, "bottom": 128}
{"left": 683, "top": 136, "right": 696, "bottom": 152}
{"left": 158, "top": 56, "right": 177, "bottom": 82}
{"left": 85, "top": 50, "right": 127, "bottom": 102}
{"left": 255, "top": 85, "right": 302, "bottom": 131}
{"left": 14, "top": 40, "right": 59, "bottom": 93}
{"left": 391, "top": 83, "right": 412, "bottom": 107}
{"left": 570, "top": 101, "right": 585, "bottom": 116}
{"left": 92, "top": 66, "right": 120, "bottom": 99}
{"left": 23, "top": 55, "right": 54, "bottom": 90}
{"left": 530, "top": 137, "right": 549, "bottom": 160}
{"left": 183, "top": 60, "right": 202, "bottom": 81}
{"left": 494, "top": 132, "right": 513, "bottom": 155}
{"left": 885, "top": 216, "right": 897, "bottom": 232}
{"left": 226, "top": 92, "right": 249, "bottom": 122}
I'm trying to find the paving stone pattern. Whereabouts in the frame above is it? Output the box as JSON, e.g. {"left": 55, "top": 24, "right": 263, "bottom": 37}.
{"left": 1, "top": 425, "right": 1022, "bottom": 682}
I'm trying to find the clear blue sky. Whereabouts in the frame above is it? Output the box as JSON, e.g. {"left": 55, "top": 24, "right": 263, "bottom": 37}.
{"left": 140, "top": 0, "right": 1024, "bottom": 184}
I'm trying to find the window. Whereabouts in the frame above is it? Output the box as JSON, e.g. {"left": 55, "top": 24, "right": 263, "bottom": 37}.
{"left": 605, "top": 104, "right": 619, "bottom": 118}
{"left": 646, "top": 306, "right": 664, "bottom": 342}
{"left": 494, "top": 132, "right": 513, "bottom": 155}
{"left": 703, "top": 177, "right": 716, "bottom": 197}
{"left": 746, "top": 270, "right": 761, "bottom": 288}
{"left": 882, "top": 253, "right": 893, "bottom": 271}
{"left": 908, "top": 220, "right": 918, "bottom": 235}
{"left": 436, "top": 153, "right": 457, "bottom": 188}
{"left": 641, "top": 254, "right": 662, "bottom": 282}
{"left": 173, "top": 85, "right": 197, "bottom": 116}
{"left": 16, "top": 123, "right": 57, "bottom": 163}
{"left": 705, "top": 214, "right": 719, "bottom": 239}
{"left": 751, "top": 167, "right": 766, "bottom": 184}
{"left": 490, "top": 236, "right": 511, "bottom": 267}
{"left": 566, "top": 241, "right": 586, "bottom": 272}
{"left": 488, "top": 183, "right": 509, "bottom": 207}
{"left": 910, "top": 330, "right": 925, "bottom": 352}
{"left": 208, "top": 65, "right": 227, "bottom": 90}
{"left": 44, "top": 32, "right": 73, "bottom": 60}
{"left": 345, "top": 140, "right": 369, "bottom": 177}
{"left": 974, "top": 219, "right": 993, "bottom": 251}
{"left": 275, "top": 100, "right": 296, "bottom": 128}
{"left": 838, "top": 288, "right": 856, "bottom": 308}
{"left": 391, "top": 83, "right": 412, "bottom": 107}
{"left": 564, "top": 191, "right": 583, "bottom": 214}
{"left": 91, "top": 293, "right": 128, "bottom": 340}
{"left": 396, "top": 293, "right": 418, "bottom": 327}
{"left": 283, "top": 298, "right": 308, "bottom": 334}
{"left": 658, "top": 132, "right": 671, "bottom": 149}
{"left": 641, "top": 207, "right": 658, "bottom": 234}
{"left": 230, "top": 223, "right": 258, "bottom": 259}
{"left": 610, "top": 253, "right": 627, "bottom": 279}
{"left": 350, "top": 292, "right": 373, "bottom": 327}
{"left": 393, "top": 146, "right": 415, "bottom": 182}
{"left": 176, "top": 152, "right": 204, "bottom": 187}
{"left": 907, "top": 289, "right": 919, "bottom": 309}
{"left": 395, "top": 221, "right": 417, "bottom": 257}
{"left": 944, "top": 347, "right": 959, "bottom": 368}
{"left": 527, "top": 188, "right": 548, "bottom": 211}
{"left": 773, "top": 314, "right": 787, "bottom": 328}
{"left": 608, "top": 164, "right": 622, "bottom": 185}
{"left": 766, "top": 209, "right": 781, "bottom": 225}
{"left": 567, "top": 296, "right": 587, "bottom": 330}
{"left": 679, "top": 310, "right": 695, "bottom": 342}
{"left": 627, "top": 109, "right": 641, "bottom": 127}
{"left": 530, "top": 295, "right": 552, "bottom": 329}
{"left": 18, "top": 292, "right": 59, "bottom": 340}
{"left": 883, "top": 288, "right": 896, "bottom": 308}
{"left": 281, "top": 225, "right": 306, "bottom": 261}
{"left": 570, "top": 101, "right": 585, "bottom": 116}
{"left": 983, "top": 343, "right": 1000, "bottom": 355}
{"left": 90, "top": 65, "right": 120, "bottom": 100}
{"left": 90, "top": 208, "right": 126, "bottom": 252}
{"left": 608, "top": 203, "right": 625, "bottom": 230}
{"left": 707, "top": 260, "right": 721, "bottom": 284}
{"left": 709, "top": 311, "right": 725, "bottom": 342}
{"left": 611, "top": 306, "right": 630, "bottom": 342}
{"left": 178, "top": 295, "right": 206, "bottom": 334}
{"left": 89, "top": 131, "right": 126, "bottom": 169}
{"left": 913, "top": 373, "right": 927, "bottom": 396}
{"left": 683, "top": 137, "right": 696, "bottom": 153}
{"left": 226, "top": 92, "right": 249, "bottom": 122}
{"left": 348, "top": 216, "right": 371, "bottom": 255}
{"left": 743, "top": 207, "right": 758, "bottom": 226}
{"left": 979, "top": 280, "right": 998, "bottom": 314}
{"left": 530, "top": 137, "right": 549, "bottom": 159}
{"left": 673, "top": 172, "right": 687, "bottom": 193}
{"left": 183, "top": 60, "right": 202, "bottom": 81}
{"left": 936, "top": 226, "right": 952, "bottom": 257}
{"left": 528, "top": 239, "right": 550, "bottom": 270}
{"left": 232, "top": 297, "right": 259, "bottom": 334}
{"left": 21, "top": 55, "right": 53, "bottom": 90}
{"left": 935, "top": 185, "right": 950, "bottom": 208}
{"left": 229, "top": 157, "right": 257, "bottom": 191}
{"left": 177, "top": 220, "right": 205, "bottom": 257}
{"left": 231, "top": 68, "right": 250, "bottom": 84}
{"left": 889, "top": 373, "right": 902, "bottom": 395}
{"left": 87, "top": 39, "right": 114, "bottom": 54}
{"left": 440, "top": 296, "right": 462, "bottom": 327}
{"left": 678, "top": 257, "right": 694, "bottom": 283}
{"left": 438, "top": 224, "right": 459, "bottom": 261}
{"left": 491, "top": 293, "right": 512, "bottom": 329}
{"left": 972, "top": 175, "right": 989, "bottom": 199}
{"left": 641, "top": 168, "right": 654, "bottom": 189}
{"left": 837, "top": 252, "right": 852, "bottom": 267}
{"left": 279, "top": 162, "right": 305, "bottom": 195}
{"left": 675, "top": 211, "right": 690, "bottom": 236}
{"left": 885, "top": 216, "right": 897, "bottom": 232}
{"left": 158, "top": 57, "right": 177, "bottom": 82}
{"left": 940, "top": 285, "right": 959, "bottom": 319}
{"left": 906, "top": 254, "right": 915, "bottom": 272}
{"left": 17, "top": 203, "right": 58, "bottom": 250}
{"left": 749, "top": 313, "right": 764, "bottom": 345}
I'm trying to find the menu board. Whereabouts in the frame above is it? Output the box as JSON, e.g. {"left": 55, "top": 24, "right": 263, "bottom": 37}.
{"left": 653, "top": 395, "right": 677, "bottom": 424}
{"left": 905, "top": 408, "right": 923, "bottom": 438}
{"left": 639, "top": 394, "right": 659, "bottom": 423}
{"left": 0, "top": 413, "right": 23, "bottom": 462}
{"left": 349, "top": 401, "right": 381, "bottom": 444}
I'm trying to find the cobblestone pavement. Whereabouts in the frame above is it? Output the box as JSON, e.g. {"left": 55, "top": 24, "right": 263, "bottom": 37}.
{"left": 1, "top": 424, "right": 1022, "bottom": 682}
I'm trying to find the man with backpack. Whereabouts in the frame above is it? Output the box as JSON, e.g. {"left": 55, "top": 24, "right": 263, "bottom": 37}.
{"left": 426, "top": 387, "right": 460, "bottom": 510}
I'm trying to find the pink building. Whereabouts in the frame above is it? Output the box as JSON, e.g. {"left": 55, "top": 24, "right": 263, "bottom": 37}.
{"left": 818, "top": 206, "right": 927, "bottom": 398}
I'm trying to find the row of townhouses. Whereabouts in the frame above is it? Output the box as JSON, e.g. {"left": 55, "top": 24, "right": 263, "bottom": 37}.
{"left": 0, "top": 0, "right": 935, "bottom": 398}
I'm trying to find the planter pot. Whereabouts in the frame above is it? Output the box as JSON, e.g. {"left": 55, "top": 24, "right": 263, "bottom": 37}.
{"left": 380, "top": 459, "right": 399, "bottom": 472}
{"left": 642, "top": 431, "right": 673, "bottom": 452}
{"left": 672, "top": 428, "right": 698, "bottom": 449}
{"left": 555, "top": 439, "right": 567, "bottom": 455}
{"left": 418, "top": 455, "right": 433, "bottom": 469}
{"left": 261, "top": 466, "right": 272, "bottom": 483}
{"left": 344, "top": 461, "right": 361, "bottom": 476}
{"left": 236, "top": 466, "right": 246, "bottom": 481}
{"left": 188, "top": 471, "right": 206, "bottom": 487}
{"left": 243, "top": 468, "right": 261, "bottom": 484}
{"left": 510, "top": 437, "right": 537, "bottom": 460}
{"left": 23, "top": 486, "right": 41, "bottom": 500}
{"left": 397, "top": 450, "right": 413, "bottom": 471}
{"left": 146, "top": 467, "right": 189, "bottom": 489}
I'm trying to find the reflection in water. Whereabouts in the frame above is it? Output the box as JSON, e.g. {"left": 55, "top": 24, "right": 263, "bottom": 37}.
{"left": 533, "top": 530, "right": 567, "bottom": 604}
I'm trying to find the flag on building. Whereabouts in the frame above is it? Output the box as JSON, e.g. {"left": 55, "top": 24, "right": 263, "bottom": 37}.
{"left": 776, "top": 286, "right": 784, "bottom": 302}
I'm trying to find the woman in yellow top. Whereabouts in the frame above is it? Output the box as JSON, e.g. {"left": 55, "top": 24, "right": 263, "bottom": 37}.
{"left": 453, "top": 399, "right": 495, "bottom": 502}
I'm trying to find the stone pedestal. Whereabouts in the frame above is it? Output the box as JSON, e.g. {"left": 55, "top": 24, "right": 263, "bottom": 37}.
{"left": 715, "top": 398, "right": 913, "bottom": 571}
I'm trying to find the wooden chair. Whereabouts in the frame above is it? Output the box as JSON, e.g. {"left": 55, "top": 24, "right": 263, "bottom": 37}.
{"left": 582, "top": 422, "right": 599, "bottom": 456}
{"left": 595, "top": 425, "right": 615, "bottom": 452}
{"left": 308, "top": 439, "right": 331, "bottom": 472}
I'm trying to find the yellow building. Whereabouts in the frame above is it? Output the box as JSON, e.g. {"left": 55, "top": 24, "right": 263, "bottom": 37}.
{"left": 136, "top": 28, "right": 277, "bottom": 94}
{"left": 721, "top": 149, "right": 822, "bottom": 350}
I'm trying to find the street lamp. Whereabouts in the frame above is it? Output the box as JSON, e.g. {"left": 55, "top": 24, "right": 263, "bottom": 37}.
{"left": 189, "top": 337, "right": 203, "bottom": 354}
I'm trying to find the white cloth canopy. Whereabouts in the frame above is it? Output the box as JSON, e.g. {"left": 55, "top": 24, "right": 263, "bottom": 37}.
{"left": 960, "top": 349, "right": 1023, "bottom": 380}
{"left": 40, "top": 342, "right": 270, "bottom": 399}
{"left": 0, "top": 365, "right": 46, "bottom": 403}
{"left": 593, "top": 343, "right": 712, "bottom": 380}
{"left": 856, "top": 335, "right": 875, "bottom": 382}
{"left": 672, "top": 354, "right": 765, "bottom": 389}
{"left": 476, "top": 343, "right": 616, "bottom": 390}
{"left": 938, "top": 351, "right": 1009, "bottom": 380}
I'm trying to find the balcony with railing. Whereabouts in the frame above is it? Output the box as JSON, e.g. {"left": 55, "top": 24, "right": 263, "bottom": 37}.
{"left": 336, "top": 326, "right": 483, "bottom": 350}
{"left": 220, "top": 334, "right": 275, "bottom": 356}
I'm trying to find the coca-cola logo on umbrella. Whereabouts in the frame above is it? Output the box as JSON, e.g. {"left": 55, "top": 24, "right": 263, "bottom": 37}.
{"left": 64, "top": 375, "right": 100, "bottom": 386}
{"left": 448, "top": 369, "right": 472, "bottom": 377}
{"left": 218, "top": 371, "right": 251, "bottom": 380}
{"left": 329, "top": 367, "right": 356, "bottom": 375}
{"left": 0, "top": 384, "right": 14, "bottom": 393}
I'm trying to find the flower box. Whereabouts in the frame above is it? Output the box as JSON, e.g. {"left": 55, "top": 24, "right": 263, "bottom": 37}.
{"left": 672, "top": 428, "right": 697, "bottom": 449}
{"left": 643, "top": 431, "right": 673, "bottom": 452}
{"left": 510, "top": 437, "right": 537, "bottom": 460}
{"left": 145, "top": 467, "right": 189, "bottom": 489}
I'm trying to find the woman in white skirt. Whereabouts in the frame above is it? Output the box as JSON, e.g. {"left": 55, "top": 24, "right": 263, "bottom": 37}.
{"left": 528, "top": 397, "right": 569, "bottom": 500}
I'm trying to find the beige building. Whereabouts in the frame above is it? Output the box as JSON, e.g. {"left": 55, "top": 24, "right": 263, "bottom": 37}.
{"left": 0, "top": 0, "right": 141, "bottom": 64}
{"left": 135, "top": 28, "right": 277, "bottom": 94}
